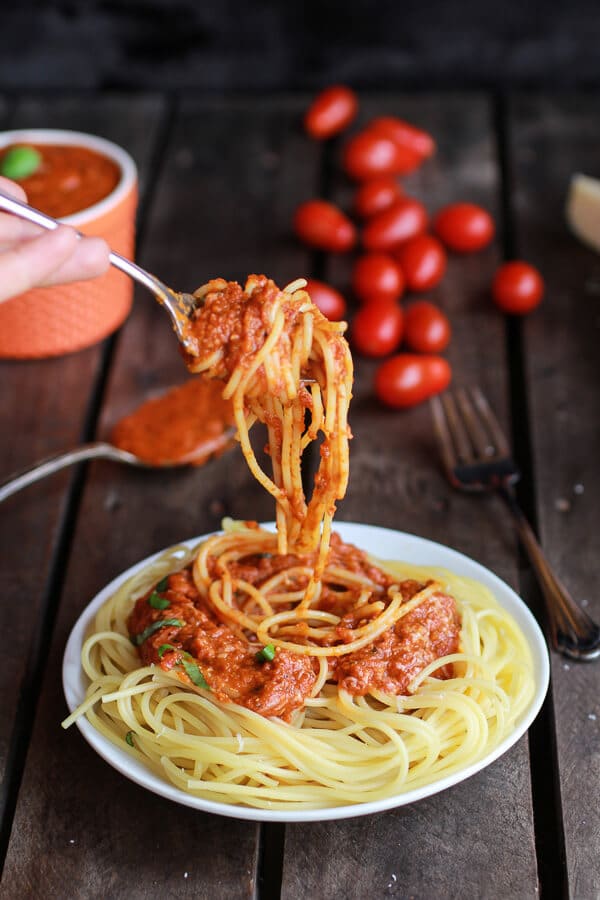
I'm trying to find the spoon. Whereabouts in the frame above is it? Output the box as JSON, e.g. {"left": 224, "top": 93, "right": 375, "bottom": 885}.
{"left": 0, "top": 428, "right": 237, "bottom": 504}
{"left": 0, "top": 191, "right": 201, "bottom": 355}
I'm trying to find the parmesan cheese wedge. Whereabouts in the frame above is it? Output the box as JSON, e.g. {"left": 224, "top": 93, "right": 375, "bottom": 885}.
{"left": 566, "top": 173, "right": 600, "bottom": 253}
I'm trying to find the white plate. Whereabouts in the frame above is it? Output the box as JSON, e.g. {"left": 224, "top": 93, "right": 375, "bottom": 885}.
{"left": 63, "top": 522, "right": 550, "bottom": 822}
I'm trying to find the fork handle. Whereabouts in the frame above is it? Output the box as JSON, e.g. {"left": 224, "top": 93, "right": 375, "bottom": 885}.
{"left": 498, "top": 485, "right": 600, "bottom": 661}
{"left": 0, "top": 190, "right": 175, "bottom": 306}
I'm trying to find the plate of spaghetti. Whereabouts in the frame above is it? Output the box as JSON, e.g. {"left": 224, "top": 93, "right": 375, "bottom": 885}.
{"left": 62, "top": 275, "right": 548, "bottom": 821}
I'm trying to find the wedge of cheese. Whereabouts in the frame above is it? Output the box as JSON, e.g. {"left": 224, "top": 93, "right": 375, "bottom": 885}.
{"left": 566, "top": 173, "right": 600, "bottom": 253}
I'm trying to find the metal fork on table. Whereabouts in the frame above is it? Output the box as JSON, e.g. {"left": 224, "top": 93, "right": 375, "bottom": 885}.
{"left": 431, "top": 387, "right": 600, "bottom": 661}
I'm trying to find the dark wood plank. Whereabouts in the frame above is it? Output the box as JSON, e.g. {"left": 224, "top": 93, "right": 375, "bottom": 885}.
{"left": 281, "top": 93, "right": 540, "bottom": 899}
{"left": 0, "top": 93, "right": 166, "bottom": 789}
{"left": 509, "top": 93, "right": 600, "bottom": 900}
{"left": 1, "top": 96, "right": 320, "bottom": 897}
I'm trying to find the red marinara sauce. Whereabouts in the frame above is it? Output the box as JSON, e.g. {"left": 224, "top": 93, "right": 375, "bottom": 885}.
{"left": 0, "top": 143, "right": 121, "bottom": 217}
{"left": 128, "top": 534, "right": 461, "bottom": 720}
{"left": 110, "top": 378, "right": 235, "bottom": 466}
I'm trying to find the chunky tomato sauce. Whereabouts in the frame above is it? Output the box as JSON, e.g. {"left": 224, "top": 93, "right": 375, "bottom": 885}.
{"left": 110, "top": 378, "right": 235, "bottom": 465}
{"left": 183, "top": 276, "right": 284, "bottom": 386}
{"left": 0, "top": 144, "right": 121, "bottom": 217}
{"left": 128, "top": 534, "right": 460, "bottom": 720}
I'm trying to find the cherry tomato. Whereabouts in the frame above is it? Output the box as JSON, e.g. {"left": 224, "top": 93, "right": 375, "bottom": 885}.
{"left": 394, "top": 234, "right": 447, "bottom": 292}
{"left": 403, "top": 301, "right": 451, "bottom": 352}
{"left": 343, "top": 129, "right": 420, "bottom": 181}
{"left": 304, "top": 278, "right": 347, "bottom": 321}
{"left": 351, "top": 304, "right": 404, "bottom": 357}
{"left": 293, "top": 200, "right": 356, "bottom": 252}
{"left": 304, "top": 85, "right": 358, "bottom": 140}
{"left": 362, "top": 198, "right": 428, "bottom": 252}
{"left": 491, "top": 261, "right": 545, "bottom": 315}
{"left": 433, "top": 202, "right": 495, "bottom": 253}
{"left": 354, "top": 177, "right": 403, "bottom": 219}
{"left": 370, "top": 116, "right": 435, "bottom": 159}
{"left": 352, "top": 253, "right": 404, "bottom": 304}
{"left": 375, "top": 354, "right": 451, "bottom": 408}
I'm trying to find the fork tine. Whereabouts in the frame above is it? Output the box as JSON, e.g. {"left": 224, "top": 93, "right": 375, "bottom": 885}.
{"left": 471, "top": 387, "right": 511, "bottom": 457}
{"left": 455, "top": 387, "right": 496, "bottom": 457}
{"left": 430, "top": 395, "right": 459, "bottom": 477}
{"left": 441, "top": 392, "right": 474, "bottom": 463}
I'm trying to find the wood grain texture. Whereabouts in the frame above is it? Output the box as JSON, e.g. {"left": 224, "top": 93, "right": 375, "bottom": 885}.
{"left": 509, "top": 93, "right": 600, "bottom": 900}
{"left": 0, "top": 94, "right": 166, "bottom": 788}
{"left": 1, "top": 96, "right": 319, "bottom": 897}
{"left": 281, "top": 94, "right": 540, "bottom": 900}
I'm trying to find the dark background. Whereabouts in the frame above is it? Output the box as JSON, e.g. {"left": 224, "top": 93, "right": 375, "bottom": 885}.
{"left": 1, "top": 0, "right": 599, "bottom": 91}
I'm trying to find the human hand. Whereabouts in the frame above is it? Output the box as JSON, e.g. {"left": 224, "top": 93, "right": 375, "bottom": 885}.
{"left": 0, "top": 176, "right": 111, "bottom": 303}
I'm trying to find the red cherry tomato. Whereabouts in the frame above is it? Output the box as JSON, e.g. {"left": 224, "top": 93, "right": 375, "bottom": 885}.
{"left": 403, "top": 301, "right": 451, "bottom": 353}
{"left": 304, "top": 278, "right": 347, "bottom": 321}
{"left": 343, "top": 129, "right": 420, "bottom": 181}
{"left": 394, "top": 234, "right": 447, "bottom": 292}
{"left": 363, "top": 198, "right": 428, "bottom": 252}
{"left": 293, "top": 200, "right": 356, "bottom": 252}
{"left": 352, "top": 253, "right": 404, "bottom": 304}
{"left": 304, "top": 85, "right": 358, "bottom": 140}
{"left": 354, "top": 177, "right": 403, "bottom": 219}
{"left": 433, "top": 203, "right": 495, "bottom": 253}
{"left": 491, "top": 261, "right": 545, "bottom": 314}
{"left": 370, "top": 116, "right": 436, "bottom": 159}
{"left": 375, "top": 354, "right": 451, "bottom": 408}
{"left": 351, "top": 304, "right": 404, "bottom": 357}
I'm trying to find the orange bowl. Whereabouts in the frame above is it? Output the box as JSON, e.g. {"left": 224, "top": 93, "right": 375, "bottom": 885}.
{"left": 0, "top": 129, "right": 138, "bottom": 358}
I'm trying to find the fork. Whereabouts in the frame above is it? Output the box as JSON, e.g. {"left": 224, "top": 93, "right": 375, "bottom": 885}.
{"left": 431, "top": 386, "right": 600, "bottom": 661}
{"left": 0, "top": 190, "right": 200, "bottom": 355}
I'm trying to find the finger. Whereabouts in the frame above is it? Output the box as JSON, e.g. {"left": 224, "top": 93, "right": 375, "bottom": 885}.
{"left": 0, "top": 177, "right": 40, "bottom": 242}
{"left": 0, "top": 226, "right": 79, "bottom": 302}
{"left": 40, "top": 235, "right": 110, "bottom": 286}
{"left": 0, "top": 212, "right": 44, "bottom": 243}
{"left": 0, "top": 176, "right": 27, "bottom": 202}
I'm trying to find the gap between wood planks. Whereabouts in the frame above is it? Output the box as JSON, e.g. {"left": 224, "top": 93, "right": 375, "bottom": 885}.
{"left": 0, "top": 97, "right": 177, "bottom": 879}
{"left": 494, "top": 92, "right": 568, "bottom": 898}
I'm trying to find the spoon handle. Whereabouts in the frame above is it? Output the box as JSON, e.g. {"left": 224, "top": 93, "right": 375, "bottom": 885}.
{"left": 0, "top": 191, "right": 175, "bottom": 305}
{"left": 0, "top": 443, "right": 139, "bottom": 503}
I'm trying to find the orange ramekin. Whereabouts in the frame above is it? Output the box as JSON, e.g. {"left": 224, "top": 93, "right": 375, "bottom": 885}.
{"left": 0, "top": 129, "right": 138, "bottom": 358}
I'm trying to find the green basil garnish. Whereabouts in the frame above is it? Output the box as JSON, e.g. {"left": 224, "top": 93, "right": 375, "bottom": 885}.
{"left": 1, "top": 146, "right": 41, "bottom": 180}
{"left": 181, "top": 657, "right": 210, "bottom": 689}
{"left": 156, "top": 576, "right": 169, "bottom": 592}
{"left": 255, "top": 643, "right": 276, "bottom": 663}
{"left": 148, "top": 591, "right": 170, "bottom": 610}
{"left": 131, "top": 618, "right": 184, "bottom": 646}
{"left": 157, "top": 643, "right": 177, "bottom": 659}
{"left": 125, "top": 731, "right": 135, "bottom": 747}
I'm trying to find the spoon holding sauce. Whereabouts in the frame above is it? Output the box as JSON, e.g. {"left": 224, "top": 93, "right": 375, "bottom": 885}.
{"left": 0, "top": 379, "right": 237, "bottom": 503}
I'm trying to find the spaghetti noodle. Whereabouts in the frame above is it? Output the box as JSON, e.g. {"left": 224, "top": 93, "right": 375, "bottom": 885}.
{"left": 64, "top": 275, "right": 536, "bottom": 811}
{"left": 183, "top": 275, "right": 352, "bottom": 577}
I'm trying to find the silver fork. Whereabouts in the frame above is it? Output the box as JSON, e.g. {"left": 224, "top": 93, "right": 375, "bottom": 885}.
{"left": 0, "top": 191, "right": 200, "bottom": 355}
{"left": 431, "top": 386, "right": 600, "bottom": 661}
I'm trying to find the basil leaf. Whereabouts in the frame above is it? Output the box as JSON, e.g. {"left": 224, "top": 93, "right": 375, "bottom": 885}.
{"left": 156, "top": 576, "right": 169, "bottom": 592}
{"left": 181, "top": 658, "right": 210, "bottom": 690}
{"left": 158, "top": 643, "right": 177, "bottom": 659}
{"left": 255, "top": 643, "right": 276, "bottom": 663}
{"left": 1, "top": 146, "right": 41, "bottom": 180}
{"left": 148, "top": 591, "right": 170, "bottom": 610}
{"left": 125, "top": 731, "right": 135, "bottom": 747}
{"left": 131, "top": 618, "right": 184, "bottom": 646}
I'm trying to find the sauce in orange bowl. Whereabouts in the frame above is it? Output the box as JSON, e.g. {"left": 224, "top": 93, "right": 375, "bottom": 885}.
{"left": 0, "top": 143, "right": 122, "bottom": 218}
{"left": 0, "top": 129, "right": 138, "bottom": 358}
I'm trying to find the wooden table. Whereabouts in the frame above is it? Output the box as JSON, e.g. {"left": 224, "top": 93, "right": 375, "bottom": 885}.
{"left": 0, "top": 92, "right": 598, "bottom": 899}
